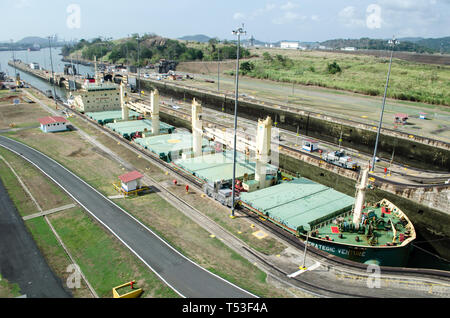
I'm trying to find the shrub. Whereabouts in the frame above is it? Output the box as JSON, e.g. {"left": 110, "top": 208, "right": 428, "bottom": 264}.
{"left": 327, "top": 61, "right": 342, "bottom": 74}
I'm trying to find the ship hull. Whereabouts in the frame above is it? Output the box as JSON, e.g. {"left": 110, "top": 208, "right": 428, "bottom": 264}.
{"left": 305, "top": 235, "right": 413, "bottom": 267}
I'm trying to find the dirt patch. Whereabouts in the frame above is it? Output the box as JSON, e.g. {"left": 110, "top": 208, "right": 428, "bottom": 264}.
{"left": 67, "top": 147, "right": 89, "bottom": 158}
{"left": 0, "top": 95, "right": 21, "bottom": 103}
{"left": 178, "top": 60, "right": 237, "bottom": 75}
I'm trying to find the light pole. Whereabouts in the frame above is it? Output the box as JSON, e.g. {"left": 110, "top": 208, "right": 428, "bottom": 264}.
{"left": 217, "top": 47, "right": 220, "bottom": 93}
{"left": 300, "top": 232, "right": 310, "bottom": 270}
{"left": 10, "top": 39, "right": 18, "bottom": 78}
{"left": 48, "top": 35, "right": 58, "bottom": 106}
{"left": 231, "top": 25, "right": 246, "bottom": 218}
{"left": 371, "top": 36, "right": 398, "bottom": 172}
{"left": 137, "top": 34, "right": 141, "bottom": 97}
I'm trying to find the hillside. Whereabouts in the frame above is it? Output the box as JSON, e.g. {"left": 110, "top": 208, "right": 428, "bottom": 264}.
{"left": 416, "top": 37, "right": 450, "bottom": 53}
{"left": 178, "top": 34, "right": 212, "bottom": 43}
{"left": 17, "top": 36, "right": 49, "bottom": 45}
{"left": 62, "top": 34, "right": 251, "bottom": 65}
{"left": 320, "top": 37, "right": 438, "bottom": 53}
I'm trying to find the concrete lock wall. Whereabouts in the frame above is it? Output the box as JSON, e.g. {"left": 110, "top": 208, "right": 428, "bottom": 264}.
{"left": 139, "top": 79, "right": 450, "bottom": 172}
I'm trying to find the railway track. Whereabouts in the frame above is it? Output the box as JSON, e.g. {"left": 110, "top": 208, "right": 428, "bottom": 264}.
{"left": 23, "top": 84, "right": 450, "bottom": 297}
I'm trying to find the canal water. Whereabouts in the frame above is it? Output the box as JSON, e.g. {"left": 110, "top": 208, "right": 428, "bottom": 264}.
{"left": 0, "top": 48, "right": 449, "bottom": 271}
{"left": 0, "top": 47, "right": 94, "bottom": 100}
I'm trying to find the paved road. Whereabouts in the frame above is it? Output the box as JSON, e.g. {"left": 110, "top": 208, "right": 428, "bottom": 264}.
{"left": 0, "top": 177, "right": 71, "bottom": 298}
{"left": 0, "top": 136, "right": 255, "bottom": 298}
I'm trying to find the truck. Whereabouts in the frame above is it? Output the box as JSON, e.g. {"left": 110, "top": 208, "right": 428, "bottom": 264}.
{"left": 203, "top": 180, "right": 236, "bottom": 208}
{"left": 324, "top": 150, "right": 359, "bottom": 170}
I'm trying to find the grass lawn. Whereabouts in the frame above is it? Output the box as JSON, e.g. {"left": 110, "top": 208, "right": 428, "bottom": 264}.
{"left": 0, "top": 147, "right": 73, "bottom": 213}
{"left": 47, "top": 208, "right": 178, "bottom": 298}
{"left": 238, "top": 49, "right": 450, "bottom": 106}
{"left": 0, "top": 275, "right": 22, "bottom": 298}
{"left": 113, "top": 194, "right": 292, "bottom": 298}
{"left": 0, "top": 146, "right": 176, "bottom": 298}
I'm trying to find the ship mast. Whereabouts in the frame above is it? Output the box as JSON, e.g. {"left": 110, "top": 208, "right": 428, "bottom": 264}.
{"left": 353, "top": 166, "right": 370, "bottom": 226}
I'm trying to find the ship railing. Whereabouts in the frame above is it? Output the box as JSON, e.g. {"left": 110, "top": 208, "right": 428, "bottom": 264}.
{"left": 311, "top": 210, "right": 353, "bottom": 232}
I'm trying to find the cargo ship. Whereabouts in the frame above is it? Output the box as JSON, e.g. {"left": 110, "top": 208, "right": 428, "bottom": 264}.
{"left": 240, "top": 167, "right": 416, "bottom": 267}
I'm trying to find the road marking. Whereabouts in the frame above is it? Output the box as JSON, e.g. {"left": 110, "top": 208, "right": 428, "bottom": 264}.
{"left": 23, "top": 204, "right": 77, "bottom": 221}
{"left": 0, "top": 154, "right": 98, "bottom": 298}
{"left": 288, "top": 262, "right": 321, "bottom": 278}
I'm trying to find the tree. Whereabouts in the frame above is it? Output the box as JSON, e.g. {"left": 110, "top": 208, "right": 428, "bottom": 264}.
{"left": 240, "top": 61, "right": 255, "bottom": 75}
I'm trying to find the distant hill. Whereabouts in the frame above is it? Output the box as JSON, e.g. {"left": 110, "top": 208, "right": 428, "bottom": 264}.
{"left": 178, "top": 34, "right": 212, "bottom": 43}
{"left": 17, "top": 36, "right": 49, "bottom": 45}
{"left": 416, "top": 36, "right": 450, "bottom": 53}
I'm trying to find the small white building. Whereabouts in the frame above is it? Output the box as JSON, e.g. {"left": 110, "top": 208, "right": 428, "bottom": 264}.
{"left": 119, "top": 171, "right": 144, "bottom": 193}
{"left": 280, "top": 41, "right": 300, "bottom": 49}
{"left": 341, "top": 47, "right": 356, "bottom": 51}
{"left": 38, "top": 116, "right": 68, "bottom": 133}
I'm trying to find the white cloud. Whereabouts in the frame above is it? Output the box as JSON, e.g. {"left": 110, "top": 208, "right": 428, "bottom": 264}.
{"left": 338, "top": 6, "right": 365, "bottom": 27}
{"left": 249, "top": 3, "right": 276, "bottom": 19}
{"left": 375, "top": 0, "right": 445, "bottom": 31}
{"left": 272, "top": 11, "right": 306, "bottom": 25}
{"left": 311, "top": 15, "right": 319, "bottom": 21}
{"left": 281, "top": 1, "right": 299, "bottom": 11}
{"left": 233, "top": 12, "right": 246, "bottom": 20}
{"left": 13, "top": 0, "right": 31, "bottom": 9}
{"left": 339, "top": 6, "right": 356, "bottom": 19}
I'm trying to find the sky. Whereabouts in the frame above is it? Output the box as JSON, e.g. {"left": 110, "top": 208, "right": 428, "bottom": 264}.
{"left": 1, "top": 0, "right": 449, "bottom": 43}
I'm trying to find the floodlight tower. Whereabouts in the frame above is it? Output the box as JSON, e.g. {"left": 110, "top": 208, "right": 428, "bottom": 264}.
{"left": 231, "top": 25, "right": 246, "bottom": 218}
{"left": 371, "top": 36, "right": 399, "bottom": 172}
{"left": 48, "top": 35, "right": 58, "bottom": 105}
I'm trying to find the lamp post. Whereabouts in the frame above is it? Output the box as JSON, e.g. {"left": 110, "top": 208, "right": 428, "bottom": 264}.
{"left": 231, "top": 25, "right": 246, "bottom": 218}
{"left": 217, "top": 47, "right": 220, "bottom": 93}
{"left": 48, "top": 35, "right": 58, "bottom": 106}
{"left": 10, "top": 40, "right": 18, "bottom": 78}
{"left": 371, "top": 36, "right": 399, "bottom": 172}
{"left": 137, "top": 34, "right": 141, "bottom": 97}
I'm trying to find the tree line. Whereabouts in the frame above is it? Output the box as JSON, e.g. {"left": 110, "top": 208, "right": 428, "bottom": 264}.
{"left": 62, "top": 35, "right": 251, "bottom": 66}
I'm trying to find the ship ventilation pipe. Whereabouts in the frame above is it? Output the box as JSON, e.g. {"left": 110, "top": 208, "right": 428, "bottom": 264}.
{"left": 255, "top": 116, "right": 272, "bottom": 190}
{"left": 150, "top": 89, "right": 160, "bottom": 135}
{"left": 353, "top": 167, "right": 370, "bottom": 227}
{"left": 120, "top": 82, "right": 129, "bottom": 121}
{"left": 192, "top": 98, "right": 203, "bottom": 158}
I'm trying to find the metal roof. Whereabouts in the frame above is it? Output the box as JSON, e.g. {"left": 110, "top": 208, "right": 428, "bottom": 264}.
{"left": 38, "top": 116, "right": 68, "bottom": 125}
{"left": 119, "top": 171, "right": 144, "bottom": 183}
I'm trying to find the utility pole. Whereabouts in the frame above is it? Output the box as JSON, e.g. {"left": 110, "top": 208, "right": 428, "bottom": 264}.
{"left": 137, "top": 34, "right": 141, "bottom": 97}
{"left": 217, "top": 47, "right": 220, "bottom": 93}
{"left": 48, "top": 35, "right": 58, "bottom": 106}
{"left": 371, "top": 36, "right": 398, "bottom": 172}
{"left": 301, "top": 232, "right": 309, "bottom": 270}
{"left": 10, "top": 39, "right": 18, "bottom": 78}
{"left": 231, "top": 25, "right": 246, "bottom": 218}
